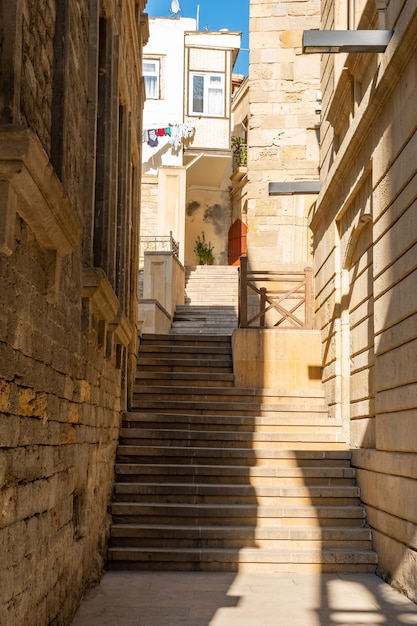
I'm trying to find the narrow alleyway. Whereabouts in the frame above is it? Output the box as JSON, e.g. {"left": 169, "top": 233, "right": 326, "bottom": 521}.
{"left": 72, "top": 571, "right": 417, "bottom": 626}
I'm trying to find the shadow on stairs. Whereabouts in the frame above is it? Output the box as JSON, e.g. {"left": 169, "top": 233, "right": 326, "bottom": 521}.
{"left": 107, "top": 331, "right": 377, "bottom": 573}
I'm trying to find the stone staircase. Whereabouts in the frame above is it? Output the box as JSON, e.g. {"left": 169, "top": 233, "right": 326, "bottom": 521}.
{"left": 171, "top": 265, "right": 239, "bottom": 335}
{"left": 108, "top": 333, "right": 377, "bottom": 573}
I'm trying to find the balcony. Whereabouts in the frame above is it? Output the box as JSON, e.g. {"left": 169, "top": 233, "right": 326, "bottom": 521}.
{"left": 231, "top": 139, "right": 247, "bottom": 181}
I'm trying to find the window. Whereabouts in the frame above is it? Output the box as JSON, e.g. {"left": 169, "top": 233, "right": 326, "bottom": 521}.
{"left": 143, "top": 59, "right": 160, "bottom": 99}
{"left": 189, "top": 72, "right": 224, "bottom": 117}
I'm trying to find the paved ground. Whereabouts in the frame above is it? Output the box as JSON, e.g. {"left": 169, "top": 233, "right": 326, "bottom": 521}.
{"left": 71, "top": 570, "right": 417, "bottom": 626}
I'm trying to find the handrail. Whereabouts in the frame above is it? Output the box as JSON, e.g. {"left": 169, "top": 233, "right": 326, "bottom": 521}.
{"left": 140, "top": 231, "right": 179, "bottom": 259}
{"left": 239, "top": 256, "right": 313, "bottom": 329}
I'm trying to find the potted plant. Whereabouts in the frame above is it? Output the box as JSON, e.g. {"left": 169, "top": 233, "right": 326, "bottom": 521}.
{"left": 231, "top": 135, "right": 247, "bottom": 167}
{"left": 194, "top": 232, "right": 214, "bottom": 265}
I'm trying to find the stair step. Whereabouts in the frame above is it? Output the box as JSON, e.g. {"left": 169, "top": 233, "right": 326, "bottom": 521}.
{"left": 182, "top": 267, "right": 239, "bottom": 312}
{"left": 111, "top": 501, "right": 367, "bottom": 524}
{"left": 136, "top": 359, "right": 233, "bottom": 373}
{"left": 141, "top": 333, "right": 232, "bottom": 344}
{"left": 112, "top": 482, "right": 360, "bottom": 505}
{"left": 130, "top": 400, "right": 330, "bottom": 417}
{"left": 110, "top": 299, "right": 377, "bottom": 572}
{"left": 169, "top": 328, "right": 236, "bottom": 335}
{"left": 133, "top": 385, "right": 325, "bottom": 401}
{"left": 107, "top": 546, "right": 377, "bottom": 572}
{"left": 122, "top": 411, "right": 338, "bottom": 429}
{"left": 170, "top": 321, "right": 237, "bottom": 335}
{"left": 110, "top": 523, "right": 372, "bottom": 540}
{"left": 110, "top": 523, "right": 372, "bottom": 549}
{"left": 116, "top": 444, "right": 351, "bottom": 466}
{"left": 116, "top": 448, "right": 352, "bottom": 463}
{"left": 174, "top": 306, "right": 238, "bottom": 313}
{"left": 115, "top": 463, "right": 357, "bottom": 485}
{"left": 118, "top": 430, "right": 345, "bottom": 448}
{"left": 136, "top": 373, "right": 235, "bottom": 387}
{"left": 138, "top": 345, "right": 232, "bottom": 356}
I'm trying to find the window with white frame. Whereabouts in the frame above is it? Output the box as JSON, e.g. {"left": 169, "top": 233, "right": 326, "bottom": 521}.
{"left": 143, "top": 59, "right": 160, "bottom": 99}
{"left": 189, "top": 72, "right": 224, "bottom": 117}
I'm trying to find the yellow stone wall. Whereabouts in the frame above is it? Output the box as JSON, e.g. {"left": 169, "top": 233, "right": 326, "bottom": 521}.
{"left": 310, "top": 0, "right": 417, "bottom": 601}
{"left": 247, "top": 0, "right": 321, "bottom": 270}
{"left": 233, "top": 329, "right": 323, "bottom": 391}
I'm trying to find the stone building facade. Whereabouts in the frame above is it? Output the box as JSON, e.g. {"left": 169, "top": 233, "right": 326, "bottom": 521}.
{"left": 247, "top": 0, "right": 321, "bottom": 270}
{"left": 309, "top": 0, "right": 417, "bottom": 601}
{"left": 247, "top": 0, "right": 417, "bottom": 603}
{"left": 140, "top": 18, "right": 241, "bottom": 269}
{"left": 0, "top": 1, "right": 148, "bottom": 623}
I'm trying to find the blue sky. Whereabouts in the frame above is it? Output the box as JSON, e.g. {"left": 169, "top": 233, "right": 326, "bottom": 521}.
{"left": 145, "top": 0, "right": 249, "bottom": 75}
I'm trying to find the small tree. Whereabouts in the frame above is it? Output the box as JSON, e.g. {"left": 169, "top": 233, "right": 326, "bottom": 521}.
{"left": 194, "top": 232, "right": 214, "bottom": 265}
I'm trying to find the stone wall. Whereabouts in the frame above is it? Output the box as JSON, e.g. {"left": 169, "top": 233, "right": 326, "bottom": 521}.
{"left": 185, "top": 188, "right": 232, "bottom": 266}
{"left": 310, "top": 0, "right": 417, "bottom": 601}
{"left": 0, "top": 0, "right": 148, "bottom": 623}
{"left": 247, "top": 0, "right": 320, "bottom": 269}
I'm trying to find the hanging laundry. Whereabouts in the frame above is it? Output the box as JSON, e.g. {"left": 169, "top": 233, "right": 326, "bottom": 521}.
{"left": 168, "top": 124, "right": 182, "bottom": 149}
{"left": 167, "top": 122, "right": 196, "bottom": 149}
{"left": 182, "top": 121, "right": 195, "bottom": 139}
{"left": 147, "top": 129, "right": 158, "bottom": 147}
{"left": 142, "top": 123, "right": 196, "bottom": 149}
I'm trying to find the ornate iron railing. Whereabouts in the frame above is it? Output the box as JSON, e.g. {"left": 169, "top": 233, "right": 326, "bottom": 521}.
{"left": 140, "top": 231, "right": 179, "bottom": 259}
{"left": 239, "top": 256, "right": 313, "bottom": 329}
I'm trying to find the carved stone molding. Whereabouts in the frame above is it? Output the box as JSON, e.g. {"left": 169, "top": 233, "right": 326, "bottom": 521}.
{"left": 82, "top": 268, "right": 119, "bottom": 324}
{"left": 0, "top": 125, "right": 82, "bottom": 302}
{"left": 82, "top": 267, "right": 133, "bottom": 355}
{"left": 109, "top": 313, "right": 134, "bottom": 346}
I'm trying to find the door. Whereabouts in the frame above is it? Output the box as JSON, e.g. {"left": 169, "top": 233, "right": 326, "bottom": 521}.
{"left": 228, "top": 219, "right": 247, "bottom": 265}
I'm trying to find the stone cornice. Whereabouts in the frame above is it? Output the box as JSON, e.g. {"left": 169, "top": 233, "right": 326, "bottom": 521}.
{"left": 0, "top": 126, "right": 82, "bottom": 302}
{"left": 310, "top": 3, "right": 417, "bottom": 232}
{"left": 0, "top": 126, "right": 81, "bottom": 255}
{"left": 82, "top": 267, "right": 134, "bottom": 350}
{"left": 82, "top": 268, "right": 119, "bottom": 323}
{"left": 109, "top": 312, "right": 134, "bottom": 346}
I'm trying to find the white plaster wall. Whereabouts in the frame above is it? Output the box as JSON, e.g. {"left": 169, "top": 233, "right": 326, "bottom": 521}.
{"left": 142, "top": 17, "right": 196, "bottom": 174}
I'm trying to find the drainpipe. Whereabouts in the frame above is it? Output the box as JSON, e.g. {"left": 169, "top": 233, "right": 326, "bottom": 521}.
{"left": 348, "top": 0, "right": 354, "bottom": 29}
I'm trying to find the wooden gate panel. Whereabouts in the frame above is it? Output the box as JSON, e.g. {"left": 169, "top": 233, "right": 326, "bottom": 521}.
{"left": 228, "top": 219, "right": 247, "bottom": 266}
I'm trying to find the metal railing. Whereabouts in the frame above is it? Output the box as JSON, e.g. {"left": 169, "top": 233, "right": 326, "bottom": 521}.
{"left": 239, "top": 256, "right": 313, "bottom": 329}
{"left": 139, "top": 231, "right": 179, "bottom": 259}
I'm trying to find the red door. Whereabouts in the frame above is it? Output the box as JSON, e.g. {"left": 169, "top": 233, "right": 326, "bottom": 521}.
{"left": 228, "top": 219, "right": 247, "bottom": 265}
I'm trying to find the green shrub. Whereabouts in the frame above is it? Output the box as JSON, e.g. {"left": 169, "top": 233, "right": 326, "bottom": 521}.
{"left": 194, "top": 232, "right": 214, "bottom": 265}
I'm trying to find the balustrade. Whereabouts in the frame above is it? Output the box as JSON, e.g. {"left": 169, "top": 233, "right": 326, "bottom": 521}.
{"left": 239, "top": 256, "right": 313, "bottom": 329}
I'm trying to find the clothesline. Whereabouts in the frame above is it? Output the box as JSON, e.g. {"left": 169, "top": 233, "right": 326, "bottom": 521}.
{"left": 142, "top": 122, "right": 196, "bottom": 149}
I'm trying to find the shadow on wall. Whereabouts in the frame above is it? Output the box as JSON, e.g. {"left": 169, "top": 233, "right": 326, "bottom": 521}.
{"left": 142, "top": 140, "right": 172, "bottom": 173}
{"left": 185, "top": 197, "right": 231, "bottom": 265}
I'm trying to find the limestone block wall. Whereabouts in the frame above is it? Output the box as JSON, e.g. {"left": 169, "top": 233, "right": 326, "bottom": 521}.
{"left": 140, "top": 176, "right": 159, "bottom": 249}
{"left": 0, "top": 230, "right": 122, "bottom": 623}
{"left": 247, "top": 0, "right": 320, "bottom": 269}
{"left": 0, "top": 0, "right": 147, "bottom": 623}
{"left": 310, "top": 0, "right": 417, "bottom": 602}
{"left": 231, "top": 77, "right": 249, "bottom": 227}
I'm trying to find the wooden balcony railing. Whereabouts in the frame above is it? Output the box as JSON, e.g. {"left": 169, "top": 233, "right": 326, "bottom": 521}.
{"left": 239, "top": 256, "right": 313, "bottom": 329}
